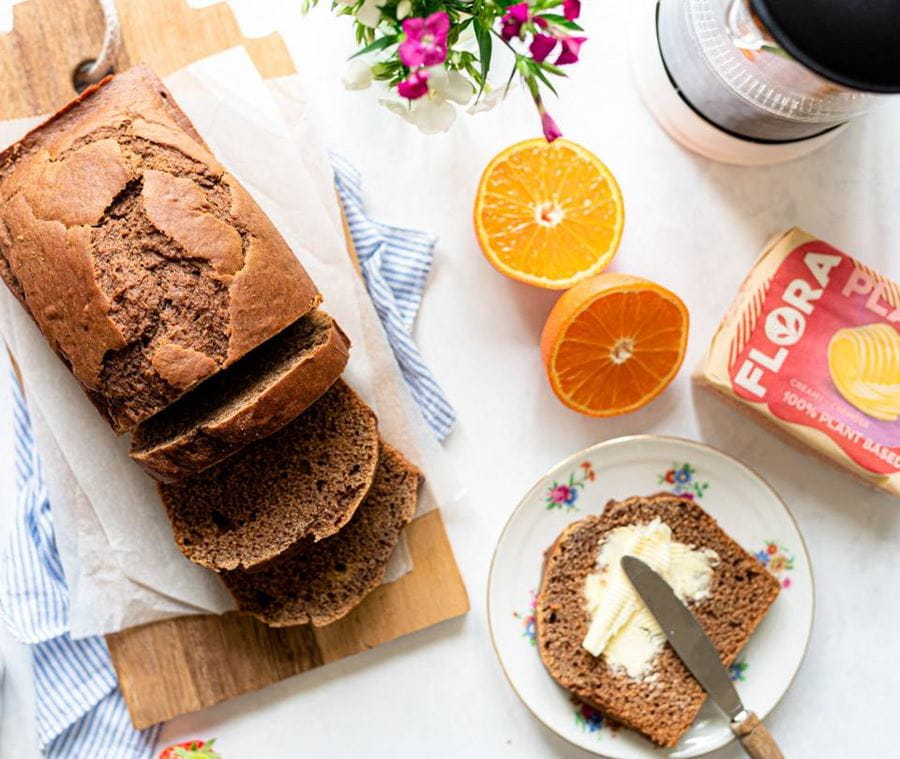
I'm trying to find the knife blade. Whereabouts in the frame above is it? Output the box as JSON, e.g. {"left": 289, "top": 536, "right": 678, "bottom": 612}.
{"left": 620, "top": 556, "right": 784, "bottom": 759}
{"left": 620, "top": 554, "right": 744, "bottom": 719}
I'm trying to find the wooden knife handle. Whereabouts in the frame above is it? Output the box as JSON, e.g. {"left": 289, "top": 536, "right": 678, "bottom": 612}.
{"left": 732, "top": 711, "right": 784, "bottom": 759}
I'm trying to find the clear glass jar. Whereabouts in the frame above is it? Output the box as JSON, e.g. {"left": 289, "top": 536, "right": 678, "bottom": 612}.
{"left": 657, "top": 0, "right": 875, "bottom": 141}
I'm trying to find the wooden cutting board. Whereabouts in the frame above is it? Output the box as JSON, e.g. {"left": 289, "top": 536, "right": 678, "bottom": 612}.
{"left": 0, "top": 0, "right": 468, "bottom": 729}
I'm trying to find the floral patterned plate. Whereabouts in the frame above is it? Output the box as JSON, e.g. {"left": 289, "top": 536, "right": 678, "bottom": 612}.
{"left": 487, "top": 435, "right": 813, "bottom": 758}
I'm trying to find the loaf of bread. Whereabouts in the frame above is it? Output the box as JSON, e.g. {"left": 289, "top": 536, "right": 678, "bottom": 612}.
{"left": 535, "top": 494, "right": 780, "bottom": 747}
{"left": 160, "top": 380, "right": 379, "bottom": 572}
{"left": 0, "top": 65, "right": 320, "bottom": 432}
{"left": 222, "top": 442, "right": 420, "bottom": 627}
{"left": 131, "top": 310, "right": 349, "bottom": 482}
{"left": 1, "top": 64, "right": 425, "bottom": 634}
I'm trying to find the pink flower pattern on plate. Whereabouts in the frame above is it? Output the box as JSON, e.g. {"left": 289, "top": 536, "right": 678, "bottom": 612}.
{"left": 657, "top": 462, "right": 709, "bottom": 500}
{"left": 545, "top": 461, "right": 595, "bottom": 510}
{"left": 755, "top": 541, "right": 795, "bottom": 589}
{"left": 512, "top": 589, "right": 537, "bottom": 645}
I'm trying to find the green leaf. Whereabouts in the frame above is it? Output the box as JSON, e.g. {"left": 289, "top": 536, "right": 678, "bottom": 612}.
{"left": 516, "top": 54, "right": 531, "bottom": 79}
{"left": 473, "top": 18, "right": 493, "bottom": 95}
{"left": 349, "top": 34, "right": 400, "bottom": 59}
{"left": 538, "top": 14, "right": 584, "bottom": 31}
{"left": 537, "top": 60, "right": 568, "bottom": 77}
{"left": 370, "top": 60, "right": 401, "bottom": 80}
{"left": 531, "top": 64, "right": 559, "bottom": 96}
{"left": 449, "top": 15, "right": 474, "bottom": 44}
{"left": 521, "top": 66, "right": 541, "bottom": 97}
{"left": 461, "top": 57, "right": 482, "bottom": 82}
{"left": 503, "top": 61, "right": 517, "bottom": 95}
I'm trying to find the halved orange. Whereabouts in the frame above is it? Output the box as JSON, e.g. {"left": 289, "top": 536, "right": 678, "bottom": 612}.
{"left": 474, "top": 138, "right": 624, "bottom": 289}
{"left": 540, "top": 273, "right": 689, "bottom": 416}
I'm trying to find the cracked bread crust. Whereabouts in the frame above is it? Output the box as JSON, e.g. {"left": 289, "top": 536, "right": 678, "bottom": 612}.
{"left": 535, "top": 494, "right": 780, "bottom": 748}
{"left": 0, "top": 65, "right": 320, "bottom": 432}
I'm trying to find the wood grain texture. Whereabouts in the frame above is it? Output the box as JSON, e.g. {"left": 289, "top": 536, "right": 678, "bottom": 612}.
{"left": 0, "top": 0, "right": 468, "bottom": 729}
{"left": 115, "top": 0, "right": 295, "bottom": 79}
{"left": 732, "top": 713, "right": 785, "bottom": 759}
{"left": 108, "top": 511, "right": 468, "bottom": 728}
{"left": 0, "top": 0, "right": 108, "bottom": 117}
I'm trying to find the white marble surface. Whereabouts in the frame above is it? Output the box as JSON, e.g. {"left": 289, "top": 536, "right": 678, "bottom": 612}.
{"left": 1, "top": 1, "right": 899, "bottom": 757}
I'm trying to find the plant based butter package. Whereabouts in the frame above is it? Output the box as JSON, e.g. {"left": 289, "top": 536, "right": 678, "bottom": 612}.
{"left": 697, "top": 228, "right": 900, "bottom": 497}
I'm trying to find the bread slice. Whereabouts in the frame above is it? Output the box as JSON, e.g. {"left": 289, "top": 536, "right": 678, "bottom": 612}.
{"left": 159, "top": 380, "right": 378, "bottom": 572}
{"left": 221, "top": 442, "right": 420, "bottom": 627}
{"left": 535, "top": 494, "right": 780, "bottom": 748}
{"left": 131, "top": 310, "right": 349, "bottom": 482}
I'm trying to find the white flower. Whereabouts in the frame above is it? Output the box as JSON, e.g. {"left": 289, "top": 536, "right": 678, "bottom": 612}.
{"left": 378, "top": 67, "right": 477, "bottom": 134}
{"left": 467, "top": 81, "right": 515, "bottom": 114}
{"left": 427, "top": 67, "right": 473, "bottom": 105}
{"left": 410, "top": 99, "right": 457, "bottom": 133}
{"left": 356, "top": 0, "right": 382, "bottom": 28}
{"left": 380, "top": 96, "right": 457, "bottom": 134}
{"left": 341, "top": 59, "right": 373, "bottom": 90}
{"left": 396, "top": 0, "right": 411, "bottom": 19}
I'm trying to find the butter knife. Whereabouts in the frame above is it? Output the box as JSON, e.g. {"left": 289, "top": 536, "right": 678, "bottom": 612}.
{"left": 620, "top": 555, "right": 784, "bottom": 759}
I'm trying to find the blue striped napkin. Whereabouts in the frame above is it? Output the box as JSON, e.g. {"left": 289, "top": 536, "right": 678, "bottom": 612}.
{"left": 0, "top": 377, "right": 162, "bottom": 757}
{"left": 0, "top": 160, "right": 454, "bottom": 757}
{"left": 332, "top": 153, "right": 456, "bottom": 441}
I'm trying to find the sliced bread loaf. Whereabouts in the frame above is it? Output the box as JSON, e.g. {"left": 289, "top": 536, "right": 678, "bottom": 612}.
{"left": 535, "top": 494, "right": 780, "bottom": 748}
{"left": 159, "top": 379, "right": 379, "bottom": 572}
{"left": 131, "top": 310, "right": 349, "bottom": 482}
{"left": 221, "top": 442, "right": 420, "bottom": 627}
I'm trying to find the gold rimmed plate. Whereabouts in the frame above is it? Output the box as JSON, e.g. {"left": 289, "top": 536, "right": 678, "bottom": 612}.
{"left": 487, "top": 435, "right": 813, "bottom": 758}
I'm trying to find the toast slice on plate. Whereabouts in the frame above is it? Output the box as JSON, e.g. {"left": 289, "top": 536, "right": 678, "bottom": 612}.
{"left": 535, "top": 494, "right": 780, "bottom": 747}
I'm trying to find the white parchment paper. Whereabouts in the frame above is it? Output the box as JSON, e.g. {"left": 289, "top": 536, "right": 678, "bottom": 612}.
{"left": 0, "top": 47, "right": 458, "bottom": 638}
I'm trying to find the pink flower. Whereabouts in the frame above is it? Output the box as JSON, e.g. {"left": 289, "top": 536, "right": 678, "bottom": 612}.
{"left": 563, "top": 0, "right": 581, "bottom": 21}
{"left": 782, "top": 577, "right": 792, "bottom": 589}
{"left": 529, "top": 33, "right": 557, "bottom": 62}
{"left": 550, "top": 484, "right": 571, "bottom": 503}
{"left": 397, "top": 69, "right": 430, "bottom": 99}
{"left": 540, "top": 108, "right": 562, "bottom": 142}
{"left": 556, "top": 35, "right": 587, "bottom": 65}
{"left": 501, "top": 2, "right": 530, "bottom": 40}
{"left": 399, "top": 11, "right": 450, "bottom": 67}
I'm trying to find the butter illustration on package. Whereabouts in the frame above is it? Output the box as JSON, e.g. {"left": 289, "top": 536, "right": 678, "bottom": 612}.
{"left": 828, "top": 324, "right": 900, "bottom": 422}
{"left": 697, "top": 228, "right": 900, "bottom": 497}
